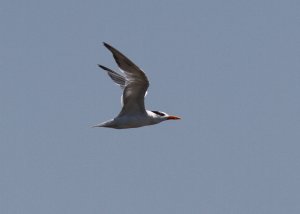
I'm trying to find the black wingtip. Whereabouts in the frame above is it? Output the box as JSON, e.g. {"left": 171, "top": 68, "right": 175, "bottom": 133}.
{"left": 103, "top": 42, "right": 111, "bottom": 49}
{"left": 98, "top": 64, "right": 108, "bottom": 71}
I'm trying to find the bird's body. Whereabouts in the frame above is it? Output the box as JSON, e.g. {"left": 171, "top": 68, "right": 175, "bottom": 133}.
{"left": 95, "top": 110, "right": 163, "bottom": 129}
{"left": 93, "top": 43, "right": 180, "bottom": 129}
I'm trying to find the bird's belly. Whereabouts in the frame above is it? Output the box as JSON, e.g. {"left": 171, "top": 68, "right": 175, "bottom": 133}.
{"left": 114, "top": 115, "right": 154, "bottom": 129}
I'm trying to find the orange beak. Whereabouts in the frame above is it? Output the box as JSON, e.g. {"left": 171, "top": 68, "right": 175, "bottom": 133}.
{"left": 167, "top": 115, "right": 181, "bottom": 120}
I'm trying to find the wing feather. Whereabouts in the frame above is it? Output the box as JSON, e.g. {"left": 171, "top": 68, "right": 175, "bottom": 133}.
{"left": 98, "top": 64, "right": 126, "bottom": 89}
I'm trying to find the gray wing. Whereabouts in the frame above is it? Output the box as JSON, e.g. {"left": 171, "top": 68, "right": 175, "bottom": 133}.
{"left": 101, "top": 42, "right": 150, "bottom": 116}
{"left": 98, "top": 64, "right": 126, "bottom": 89}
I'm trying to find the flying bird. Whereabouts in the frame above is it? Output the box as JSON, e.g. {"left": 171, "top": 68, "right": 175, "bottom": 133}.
{"left": 93, "top": 42, "right": 180, "bottom": 129}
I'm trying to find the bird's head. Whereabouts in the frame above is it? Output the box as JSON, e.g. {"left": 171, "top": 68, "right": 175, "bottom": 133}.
{"left": 150, "top": 110, "right": 181, "bottom": 122}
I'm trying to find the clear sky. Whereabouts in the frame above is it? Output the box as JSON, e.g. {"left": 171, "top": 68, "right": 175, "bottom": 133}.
{"left": 1, "top": 0, "right": 300, "bottom": 213}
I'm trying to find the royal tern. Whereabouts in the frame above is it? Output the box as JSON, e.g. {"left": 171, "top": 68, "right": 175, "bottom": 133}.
{"left": 93, "top": 42, "right": 180, "bottom": 129}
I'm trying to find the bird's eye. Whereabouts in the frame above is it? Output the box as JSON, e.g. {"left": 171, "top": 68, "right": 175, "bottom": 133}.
{"left": 151, "top": 111, "right": 165, "bottom": 116}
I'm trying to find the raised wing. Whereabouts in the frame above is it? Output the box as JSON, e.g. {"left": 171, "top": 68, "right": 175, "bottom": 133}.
{"left": 101, "top": 42, "right": 150, "bottom": 116}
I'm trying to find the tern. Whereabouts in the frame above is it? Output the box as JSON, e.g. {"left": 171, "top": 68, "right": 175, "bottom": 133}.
{"left": 93, "top": 42, "right": 181, "bottom": 129}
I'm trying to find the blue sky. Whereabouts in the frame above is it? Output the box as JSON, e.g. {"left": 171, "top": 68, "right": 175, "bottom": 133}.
{"left": 1, "top": 0, "right": 300, "bottom": 213}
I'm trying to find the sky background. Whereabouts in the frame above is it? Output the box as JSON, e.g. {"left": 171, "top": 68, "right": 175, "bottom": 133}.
{"left": 1, "top": 0, "right": 300, "bottom": 213}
